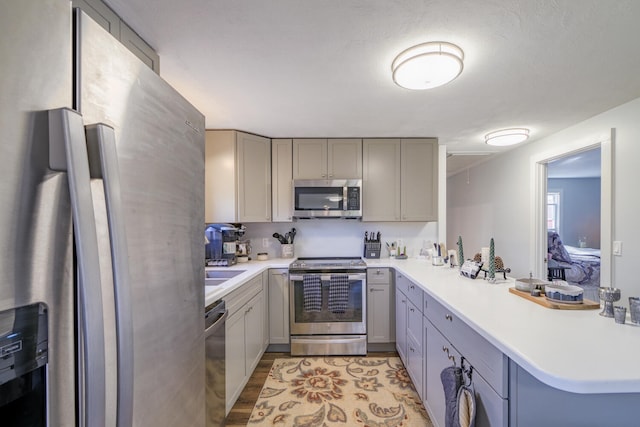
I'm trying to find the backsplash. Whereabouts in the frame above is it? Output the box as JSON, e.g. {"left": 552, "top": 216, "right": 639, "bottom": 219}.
{"left": 241, "top": 221, "right": 438, "bottom": 259}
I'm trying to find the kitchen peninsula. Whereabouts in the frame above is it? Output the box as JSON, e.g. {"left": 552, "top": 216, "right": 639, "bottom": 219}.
{"left": 208, "top": 258, "right": 640, "bottom": 426}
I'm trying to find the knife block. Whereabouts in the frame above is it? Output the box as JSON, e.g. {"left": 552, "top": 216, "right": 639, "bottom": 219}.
{"left": 364, "top": 243, "right": 381, "bottom": 259}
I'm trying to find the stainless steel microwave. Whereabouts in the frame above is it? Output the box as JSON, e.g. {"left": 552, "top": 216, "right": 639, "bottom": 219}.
{"left": 292, "top": 179, "right": 362, "bottom": 219}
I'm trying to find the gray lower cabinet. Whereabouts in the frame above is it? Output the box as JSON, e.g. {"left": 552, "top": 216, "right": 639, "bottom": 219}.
{"left": 424, "top": 317, "right": 507, "bottom": 427}
{"left": 509, "top": 361, "right": 640, "bottom": 427}
{"left": 422, "top": 292, "right": 508, "bottom": 427}
{"left": 268, "top": 269, "right": 290, "bottom": 345}
{"left": 367, "top": 268, "right": 395, "bottom": 344}
{"left": 395, "top": 280, "right": 408, "bottom": 362}
{"left": 424, "top": 318, "right": 461, "bottom": 427}
{"left": 224, "top": 275, "right": 267, "bottom": 414}
{"left": 395, "top": 270, "right": 508, "bottom": 427}
{"left": 395, "top": 271, "right": 423, "bottom": 393}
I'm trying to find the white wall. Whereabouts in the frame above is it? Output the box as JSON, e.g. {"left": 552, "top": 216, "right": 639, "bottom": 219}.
{"left": 447, "top": 97, "right": 640, "bottom": 297}
{"left": 242, "top": 221, "right": 438, "bottom": 259}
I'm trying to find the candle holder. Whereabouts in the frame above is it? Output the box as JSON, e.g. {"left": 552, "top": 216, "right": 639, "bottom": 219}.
{"left": 598, "top": 287, "right": 621, "bottom": 317}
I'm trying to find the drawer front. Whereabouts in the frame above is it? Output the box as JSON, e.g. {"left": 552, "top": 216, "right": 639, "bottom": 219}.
{"left": 405, "top": 280, "right": 424, "bottom": 312}
{"left": 367, "top": 267, "right": 391, "bottom": 284}
{"left": 395, "top": 271, "right": 409, "bottom": 295}
{"left": 396, "top": 272, "right": 423, "bottom": 312}
{"left": 407, "top": 300, "right": 422, "bottom": 344}
{"left": 224, "top": 275, "right": 262, "bottom": 316}
{"left": 424, "top": 293, "right": 508, "bottom": 397}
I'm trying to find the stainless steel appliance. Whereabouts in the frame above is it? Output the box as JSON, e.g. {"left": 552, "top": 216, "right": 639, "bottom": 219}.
{"left": 289, "top": 257, "right": 367, "bottom": 355}
{"left": 1, "top": 2, "right": 205, "bottom": 426}
{"left": 293, "top": 179, "right": 362, "bottom": 219}
{"left": 0, "top": 304, "right": 48, "bottom": 425}
{"left": 205, "top": 300, "right": 228, "bottom": 427}
{"left": 206, "top": 224, "right": 239, "bottom": 266}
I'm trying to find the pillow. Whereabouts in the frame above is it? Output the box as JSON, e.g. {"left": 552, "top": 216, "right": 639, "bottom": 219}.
{"left": 548, "top": 231, "right": 572, "bottom": 264}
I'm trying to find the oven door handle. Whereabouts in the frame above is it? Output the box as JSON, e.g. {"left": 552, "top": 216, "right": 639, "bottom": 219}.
{"left": 289, "top": 273, "right": 366, "bottom": 281}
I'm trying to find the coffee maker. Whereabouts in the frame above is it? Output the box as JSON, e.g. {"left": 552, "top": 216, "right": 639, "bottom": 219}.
{"left": 205, "top": 224, "right": 239, "bottom": 266}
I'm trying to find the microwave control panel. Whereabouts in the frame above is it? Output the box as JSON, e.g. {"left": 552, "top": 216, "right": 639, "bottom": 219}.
{"left": 346, "top": 187, "right": 360, "bottom": 210}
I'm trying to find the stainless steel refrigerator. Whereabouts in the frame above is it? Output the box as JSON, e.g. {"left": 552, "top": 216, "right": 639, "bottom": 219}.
{"left": 0, "top": 1, "right": 205, "bottom": 426}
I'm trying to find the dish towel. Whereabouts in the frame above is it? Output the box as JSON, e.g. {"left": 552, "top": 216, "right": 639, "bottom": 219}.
{"left": 303, "top": 274, "right": 322, "bottom": 312}
{"left": 440, "top": 366, "right": 463, "bottom": 427}
{"left": 328, "top": 274, "right": 349, "bottom": 313}
{"left": 456, "top": 384, "right": 476, "bottom": 427}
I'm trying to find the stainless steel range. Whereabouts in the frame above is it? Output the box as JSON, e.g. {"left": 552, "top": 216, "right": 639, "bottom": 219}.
{"left": 289, "top": 257, "right": 367, "bottom": 355}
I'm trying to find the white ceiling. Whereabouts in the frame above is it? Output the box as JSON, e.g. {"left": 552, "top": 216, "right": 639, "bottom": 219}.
{"left": 104, "top": 0, "right": 640, "bottom": 175}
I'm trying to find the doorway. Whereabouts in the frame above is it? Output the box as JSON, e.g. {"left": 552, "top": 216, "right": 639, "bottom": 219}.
{"left": 530, "top": 130, "right": 614, "bottom": 289}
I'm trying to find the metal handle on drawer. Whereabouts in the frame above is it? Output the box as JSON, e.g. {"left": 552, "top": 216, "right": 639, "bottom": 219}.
{"left": 370, "top": 288, "right": 384, "bottom": 292}
{"left": 409, "top": 307, "right": 415, "bottom": 312}
{"left": 445, "top": 314, "right": 453, "bottom": 321}
{"left": 410, "top": 284, "right": 415, "bottom": 290}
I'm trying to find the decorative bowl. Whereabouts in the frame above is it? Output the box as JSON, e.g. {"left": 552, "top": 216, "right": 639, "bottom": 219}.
{"left": 545, "top": 283, "right": 584, "bottom": 303}
{"left": 515, "top": 278, "right": 548, "bottom": 292}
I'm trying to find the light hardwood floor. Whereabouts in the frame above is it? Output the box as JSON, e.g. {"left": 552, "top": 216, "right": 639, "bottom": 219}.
{"left": 225, "top": 351, "right": 399, "bottom": 427}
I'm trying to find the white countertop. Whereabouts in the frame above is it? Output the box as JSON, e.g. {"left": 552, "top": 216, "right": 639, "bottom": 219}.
{"left": 204, "top": 258, "right": 292, "bottom": 306}
{"left": 205, "top": 257, "right": 640, "bottom": 394}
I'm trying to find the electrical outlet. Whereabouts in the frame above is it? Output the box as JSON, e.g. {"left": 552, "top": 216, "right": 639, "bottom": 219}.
{"left": 613, "top": 241, "right": 622, "bottom": 256}
{"left": 262, "top": 238, "right": 269, "bottom": 248}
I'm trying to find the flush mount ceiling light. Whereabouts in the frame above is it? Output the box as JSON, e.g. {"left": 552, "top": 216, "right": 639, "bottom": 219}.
{"left": 484, "top": 128, "right": 530, "bottom": 146}
{"left": 391, "top": 41, "right": 464, "bottom": 90}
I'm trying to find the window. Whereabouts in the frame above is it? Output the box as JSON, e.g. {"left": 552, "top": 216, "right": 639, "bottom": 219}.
{"left": 547, "top": 192, "right": 560, "bottom": 233}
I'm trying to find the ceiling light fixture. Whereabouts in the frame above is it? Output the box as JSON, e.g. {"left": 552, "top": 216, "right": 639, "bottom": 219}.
{"left": 391, "top": 41, "right": 464, "bottom": 90}
{"left": 484, "top": 128, "right": 530, "bottom": 146}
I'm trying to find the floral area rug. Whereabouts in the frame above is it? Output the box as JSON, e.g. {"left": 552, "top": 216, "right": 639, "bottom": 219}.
{"left": 248, "top": 357, "right": 433, "bottom": 427}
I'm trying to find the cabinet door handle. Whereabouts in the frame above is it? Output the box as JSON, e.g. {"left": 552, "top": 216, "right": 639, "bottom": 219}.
{"left": 409, "top": 307, "right": 414, "bottom": 312}
{"left": 442, "top": 346, "right": 456, "bottom": 364}
{"left": 445, "top": 314, "right": 453, "bottom": 321}
{"left": 370, "top": 288, "right": 384, "bottom": 292}
{"left": 409, "top": 284, "right": 415, "bottom": 290}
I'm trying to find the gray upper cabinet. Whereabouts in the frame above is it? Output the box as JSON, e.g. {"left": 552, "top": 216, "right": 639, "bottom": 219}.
{"left": 205, "top": 130, "right": 272, "bottom": 223}
{"left": 400, "top": 139, "right": 438, "bottom": 221}
{"left": 73, "top": 0, "right": 160, "bottom": 74}
{"left": 272, "top": 139, "right": 293, "bottom": 222}
{"left": 363, "top": 138, "right": 438, "bottom": 222}
{"left": 73, "top": 0, "right": 120, "bottom": 35}
{"left": 328, "top": 139, "right": 362, "bottom": 178}
{"left": 293, "top": 138, "right": 362, "bottom": 179}
{"left": 362, "top": 139, "right": 401, "bottom": 221}
{"left": 119, "top": 21, "right": 160, "bottom": 73}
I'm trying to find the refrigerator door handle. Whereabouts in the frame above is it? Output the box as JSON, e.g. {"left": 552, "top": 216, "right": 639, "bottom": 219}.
{"left": 86, "top": 124, "right": 134, "bottom": 427}
{"left": 48, "top": 108, "right": 107, "bottom": 426}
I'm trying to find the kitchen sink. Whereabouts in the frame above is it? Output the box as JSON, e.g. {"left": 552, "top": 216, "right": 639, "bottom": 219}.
{"left": 205, "top": 269, "right": 246, "bottom": 286}
{"left": 206, "top": 270, "right": 246, "bottom": 279}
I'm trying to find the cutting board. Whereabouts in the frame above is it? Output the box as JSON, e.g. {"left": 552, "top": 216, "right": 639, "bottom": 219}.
{"left": 509, "top": 287, "right": 600, "bottom": 310}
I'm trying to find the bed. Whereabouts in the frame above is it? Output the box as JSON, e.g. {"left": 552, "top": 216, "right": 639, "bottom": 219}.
{"left": 547, "top": 231, "right": 601, "bottom": 301}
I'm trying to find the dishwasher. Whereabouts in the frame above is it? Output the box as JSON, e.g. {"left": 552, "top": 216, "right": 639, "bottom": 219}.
{"left": 205, "top": 299, "right": 228, "bottom": 427}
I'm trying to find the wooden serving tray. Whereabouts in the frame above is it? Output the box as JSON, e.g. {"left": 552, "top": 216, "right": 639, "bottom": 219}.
{"left": 509, "top": 288, "right": 600, "bottom": 310}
